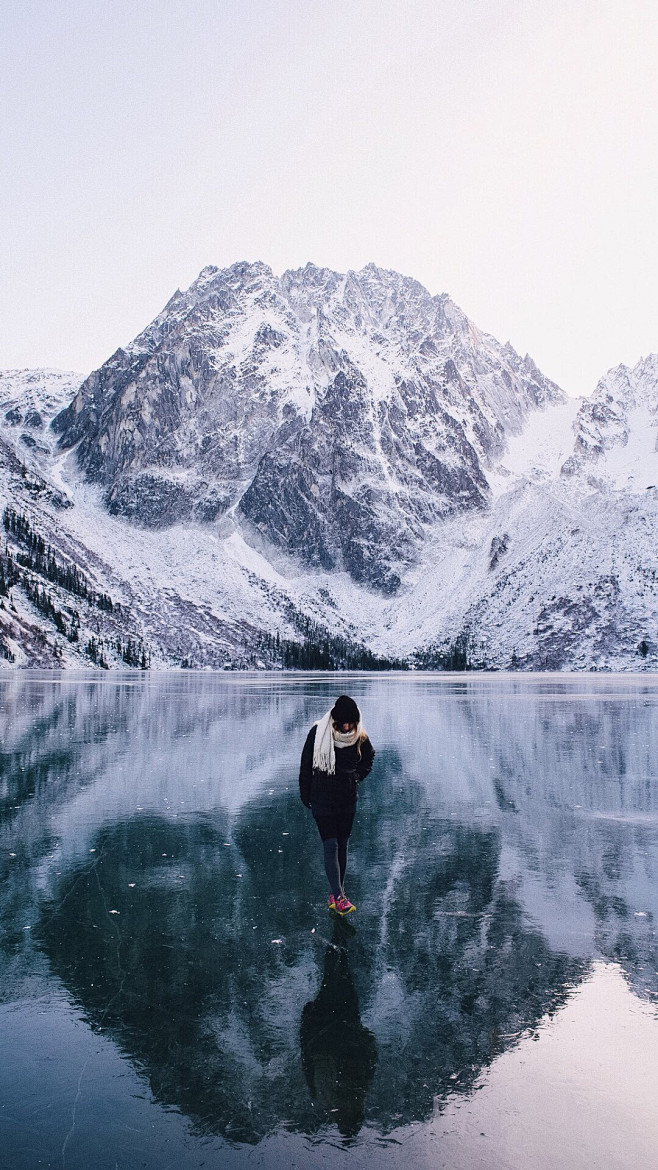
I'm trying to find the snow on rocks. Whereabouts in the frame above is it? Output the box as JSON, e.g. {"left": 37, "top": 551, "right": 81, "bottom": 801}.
{"left": 0, "top": 292, "right": 656, "bottom": 672}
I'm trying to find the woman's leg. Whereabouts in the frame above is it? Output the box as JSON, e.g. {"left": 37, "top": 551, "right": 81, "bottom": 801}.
{"left": 322, "top": 838, "right": 342, "bottom": 899}
{"left": 336, "top": 805, "right": 356, "bottom": 892}
{"left": 313, "top": 814, "right": 342, "bottom": 899}
{"left": 337, "top": 838, "right": 348, "bottom": 889}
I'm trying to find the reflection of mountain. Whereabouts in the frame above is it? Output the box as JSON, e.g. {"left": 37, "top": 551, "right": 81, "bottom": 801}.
{"left": 2, "top": 674, "right": 657, "bottom": 1143}
{"left": 0, "top": 680, "right": 122, "bottom": 994}
{"left": 364, "top": 819, "right": 586, "bottom": 1121}
{"left": 38, "top": 812, "right": 314, "bottom": 1142}
{"left": 375, "top": 678, "right": 658, "bottom": 1002}
{"left": 472, "top": 692, "right": 658, "bottom": 1001}
{"left": 37, "top": 785, "right": 586, "bottom": 1141}
{"left": 0, "top": 673, "right": 321, "bottom": 1007}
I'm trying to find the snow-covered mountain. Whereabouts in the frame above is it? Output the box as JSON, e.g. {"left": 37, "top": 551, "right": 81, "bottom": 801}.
{"left": 0, "top": 262, "right": 656, "bottom": 671}
{"left": 53, "top": 262, "right": 561, "bottom": 593}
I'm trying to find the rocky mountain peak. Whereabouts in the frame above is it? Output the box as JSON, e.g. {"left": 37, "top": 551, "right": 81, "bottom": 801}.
{"left": 52, "top": 261, "right": 564, "bottom": 592}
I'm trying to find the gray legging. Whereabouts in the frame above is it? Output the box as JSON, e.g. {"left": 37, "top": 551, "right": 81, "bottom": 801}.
{"left": 322, "top": 837, "right": 349, "bottom": 899}
{"left": 313, "top": 806, "right": 356, "bottom": 899}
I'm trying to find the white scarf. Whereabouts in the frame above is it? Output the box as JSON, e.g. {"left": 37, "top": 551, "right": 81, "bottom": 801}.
{"left": 312, "top": 708, "right": 365, "bottom": 775}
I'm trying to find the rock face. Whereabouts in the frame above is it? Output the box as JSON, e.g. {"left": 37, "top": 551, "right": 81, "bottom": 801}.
{"left": 1, "top": 368, "right": 82, "bottom": 455}
{"left": 53, "top": 262, "right": 562, "bottom": 591}
{"left": 562, "top": 354, "right": 658, "bottom": 484}
{"left": 1, "top": 347, "right": 657, "bottom": 672}
{"left": 409, "top": 352, "right": 658, "bottom": 672}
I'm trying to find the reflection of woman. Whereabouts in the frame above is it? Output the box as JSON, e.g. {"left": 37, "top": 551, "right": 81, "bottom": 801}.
{"left": 299, "top": 695, "right": 375, "bottom": 915}
{"left": 300, "top": 924, "right": 377, "bottom": 1138}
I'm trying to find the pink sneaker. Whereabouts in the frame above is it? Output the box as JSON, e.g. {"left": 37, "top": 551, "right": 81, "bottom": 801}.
{"left": 335, "top": 895, "right": 356, "bottom": 916}
{"left": 328, "top": 894, "right": 336, "bottom": 911}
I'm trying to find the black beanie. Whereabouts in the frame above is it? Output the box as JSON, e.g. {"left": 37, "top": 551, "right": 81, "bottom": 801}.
{"left": 331, "top": 695, "right": 360, "bottom": 724}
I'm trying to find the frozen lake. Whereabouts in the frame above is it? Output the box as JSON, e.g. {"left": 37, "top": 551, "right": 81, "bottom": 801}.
{"left": 1, "top": 671, "right": 658, "bottom": 1169}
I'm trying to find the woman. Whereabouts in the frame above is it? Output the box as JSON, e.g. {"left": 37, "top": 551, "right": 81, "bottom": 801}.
{"left": 299, "top": 695, "right": 375, "bottom": 915}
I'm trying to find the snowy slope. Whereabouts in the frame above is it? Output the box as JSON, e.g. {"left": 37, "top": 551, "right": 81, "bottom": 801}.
{"left": 396, "top": 354, "right": 658, "bottom": 670}
{"left": 562, "top": 355, "right": 658, "bottom": 490}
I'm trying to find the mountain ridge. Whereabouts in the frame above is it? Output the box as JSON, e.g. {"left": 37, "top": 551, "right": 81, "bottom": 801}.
{"left": 0, "top": 260, "right": 656, "bottom": 671}
{"left": 53, "top": 261, "right": 562, "bottom": 593}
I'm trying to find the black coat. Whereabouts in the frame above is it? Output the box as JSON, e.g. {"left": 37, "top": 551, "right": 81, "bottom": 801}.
{"left": 299, "top": 726, "right": 375, "bottom": 813}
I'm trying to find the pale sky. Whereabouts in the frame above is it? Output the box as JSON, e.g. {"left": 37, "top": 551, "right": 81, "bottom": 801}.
{"left": 1, "top": 0, "right": 657, "bottom": 396}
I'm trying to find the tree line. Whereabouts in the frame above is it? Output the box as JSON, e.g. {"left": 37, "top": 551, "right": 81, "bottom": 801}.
{"left": 3, "top": 507, "right": 114, "bottom": 611}
{"left": 1, "top": 507, "right": 151, "bottom": 669}
{"left": 413, "top": 633, "right": 472, "bottom": 671}
{"left": 257, "top": 619, "right": 409, "bottom": 671}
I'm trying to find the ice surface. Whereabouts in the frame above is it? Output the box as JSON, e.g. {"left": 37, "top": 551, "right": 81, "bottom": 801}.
{"left": 1, "top": 673, "right": 658, "bottom": 1168}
